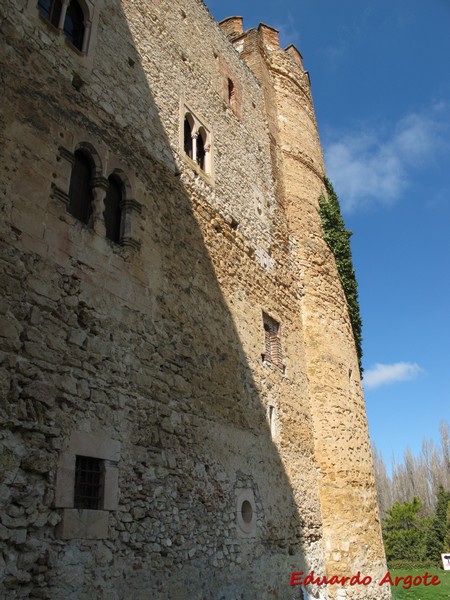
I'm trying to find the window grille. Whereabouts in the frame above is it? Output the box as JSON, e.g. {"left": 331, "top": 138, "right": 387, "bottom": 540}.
{"left": 262, "top": 313, "right": 282, "bottom": 368}
{"left": 74, "top": 456, "right": 103, "bottom": 510}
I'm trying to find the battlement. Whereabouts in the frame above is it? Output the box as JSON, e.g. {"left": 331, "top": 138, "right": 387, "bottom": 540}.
{"left": 218, "top": 15, "right": 243, "bottom": 39}
{"left": 219, "top": 17, "right": 307, "bottom": 90}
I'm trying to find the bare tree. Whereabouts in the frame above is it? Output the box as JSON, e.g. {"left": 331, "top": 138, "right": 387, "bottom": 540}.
{"left": 440, "top": 420, "right": 450, "bottom": 488}
{"left": 373, "top": 420, "right": 449, "bottom": 517}
{"left": 372, "top": 444, "right": 392, "bottom": 518}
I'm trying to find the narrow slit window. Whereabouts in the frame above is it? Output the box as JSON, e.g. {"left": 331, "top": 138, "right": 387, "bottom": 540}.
{"left": 269, "top": 405, "right": 275, "bottom": 436}
{"left": 197, "top": 128, "right": 206, "bottom": 171}
{"left": 227, "top": 78, "right": 236, "bottom": 110}
{"left": 68, "top": 150, "right": 93, "bottom": 224}
{"left": 184, "top": 116, "right": 193, "bottom": 159}
{"left": 104, "top": 175, "right": 123, "bottom": 244}
{"left": 74, "top": 456, "right": 103, "bottom": 510}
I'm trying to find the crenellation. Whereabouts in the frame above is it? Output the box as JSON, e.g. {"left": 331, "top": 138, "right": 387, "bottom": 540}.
{"left": 218, "top": 16, "right": 243, "bottom": 40}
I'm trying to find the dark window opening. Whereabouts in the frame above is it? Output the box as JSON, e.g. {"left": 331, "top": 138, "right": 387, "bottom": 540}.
{"left": 38, "top": 0, "right": 62, "bottom": 27}
{"left": 197, "top": 129, "right": 206, "bottom": 171}
{"left": 68, "top": 150, "right": 93, "bottom": 224}
{"left": 241, "top": 500, "right": 253, "bottom": 524}
{"left": 63, "top": 0, "right": 85, "bottom": 50}
{"left": 262, "top": 313, "right": 282, "bottom": 368}
{"left": 227, "top": 78, "right": 236, "bottom": 108}
{"left": 74, "top": 456, "right": 103, "bottom": 510}
{"left": 184, "top": 117, "right": 193, "bottom": 158}
{"left": 104, "top": 176, "right": 123, "bottom": 244}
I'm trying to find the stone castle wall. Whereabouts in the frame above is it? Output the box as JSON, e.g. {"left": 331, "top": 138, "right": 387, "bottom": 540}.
{"left": 0, "top": 0, "right": 388, "bottom": 598}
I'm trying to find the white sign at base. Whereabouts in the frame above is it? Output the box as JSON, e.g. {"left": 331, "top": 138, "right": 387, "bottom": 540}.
{"left": 442, "top": 553, "right": 450, "bottom": 571}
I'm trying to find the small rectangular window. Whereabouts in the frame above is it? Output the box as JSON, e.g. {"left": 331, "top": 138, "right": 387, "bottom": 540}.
{"left": 262, "top": 312, "right": 283, "bottom": 369}
{"left": 74, "top": 456, "right": 103, "bottom": 510}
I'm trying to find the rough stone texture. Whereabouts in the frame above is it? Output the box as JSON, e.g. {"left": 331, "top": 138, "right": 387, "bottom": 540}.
{"left": 0, "top": 0, "right": 388, "bottom": 598}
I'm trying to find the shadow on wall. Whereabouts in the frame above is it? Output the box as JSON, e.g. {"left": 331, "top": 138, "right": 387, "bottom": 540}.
{"left": 0, "top": 0, "right": 323, "bottom": 598}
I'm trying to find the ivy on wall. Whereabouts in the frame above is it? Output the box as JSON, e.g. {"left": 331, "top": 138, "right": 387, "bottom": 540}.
{"left": 318, "top": 176, "right": 363, "bottom": 372}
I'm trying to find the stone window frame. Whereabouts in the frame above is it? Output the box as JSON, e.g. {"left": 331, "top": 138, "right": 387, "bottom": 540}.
{"left": 55, "top": 432, "right": 120, "bottom": 539}
{"left": 27, "top": 0, "right": 99, "bottom": 58}
{"left": 268, "top": 403, "right": 278, "bottom": 439}
{"left": 236, "top": 488, "right": 257, "bottom": 537}
{"left": 52, "top": 140, "right": 142, "bottom": 251}
{"left": 180, "top": 100, "right": 214, "bottom": 181}
{"left": 261, "top": 311, "right": 284, "bottom": 371}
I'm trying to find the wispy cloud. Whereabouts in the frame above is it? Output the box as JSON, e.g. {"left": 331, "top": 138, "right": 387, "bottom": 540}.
{"left": 363, "top": 362, "right": 424, "bottom": 390}
{"left": 324, "top": 108, "right": 449, "bottom": 212}
{"left": 275, "top": 13, "right": 301, "bottom": 49}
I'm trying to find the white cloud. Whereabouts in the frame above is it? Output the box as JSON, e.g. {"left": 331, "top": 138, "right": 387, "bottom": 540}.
{"left": 324, "top": 109, "right": 449, "bottom": 212}
{"left": 363, "top": 362, "right": 424, "bottom": 390}
{"left": 275, "top": 14, "right": 301, "bottom": 49}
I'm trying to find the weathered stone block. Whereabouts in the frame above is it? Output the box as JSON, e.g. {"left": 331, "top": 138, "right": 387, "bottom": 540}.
{"left": 58, "top": 509, "right": 108, "bottom": 540}
{"left": 21, "top": 382, "right": 57, "bottom": 407}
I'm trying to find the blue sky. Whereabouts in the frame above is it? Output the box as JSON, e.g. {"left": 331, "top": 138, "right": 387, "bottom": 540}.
{"left": 205, "top": 0, "right": 450, "bottom": 469}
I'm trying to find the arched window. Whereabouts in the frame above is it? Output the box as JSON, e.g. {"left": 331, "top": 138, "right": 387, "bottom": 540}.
{"left": 37, "top": 0, "right": 62, "bottom": 26}
{"left": 184, "top": 115, "right": 193, "bottom": 159}
{"left": 63, "top": 0, "right": 85, "bottom": 51}
{"left": 36, "top": 0, "right": 88, "bottom": 53}
{"left": 197, "top": 128, "right": 206, "bottom": 171}
{"left": 182, "top": 108, "right": 211, "bottom": 176}
{"left": 68, "top": 150, "right": 93, "bottom": 224}
{"left": 104, "top": 175, "right": 123, "bottom": 244}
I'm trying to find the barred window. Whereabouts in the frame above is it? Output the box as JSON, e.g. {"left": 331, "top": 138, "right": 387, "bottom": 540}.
{"left": 262, "top": 312, "right": 283, "bottom": 368}
{"left": 74, "top": 456, "right": 103, "bottom": 510}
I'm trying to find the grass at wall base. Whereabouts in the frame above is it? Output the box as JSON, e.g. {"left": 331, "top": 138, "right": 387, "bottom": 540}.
{"left": 390, "top": 569, "right": 450, "bottom": 599}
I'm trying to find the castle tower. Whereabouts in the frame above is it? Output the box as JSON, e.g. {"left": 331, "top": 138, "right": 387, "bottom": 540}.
{"left": 220, "top": 19, "right": 389, "bottom": 599}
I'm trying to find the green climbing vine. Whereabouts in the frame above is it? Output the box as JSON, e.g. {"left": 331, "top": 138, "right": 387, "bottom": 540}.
{"left": 318, "top": 176, "right": 363, "bottom": 372}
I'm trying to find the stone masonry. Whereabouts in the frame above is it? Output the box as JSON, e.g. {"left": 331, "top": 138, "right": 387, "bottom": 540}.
{"left": 0, "top": 0, "right": 389, "bottom": 598}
